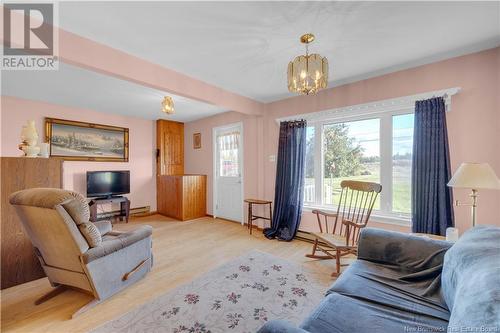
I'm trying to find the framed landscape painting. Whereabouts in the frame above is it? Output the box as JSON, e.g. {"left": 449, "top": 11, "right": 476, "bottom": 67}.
{"left": 45, "top": 118, "right": 129, "bottom": 162}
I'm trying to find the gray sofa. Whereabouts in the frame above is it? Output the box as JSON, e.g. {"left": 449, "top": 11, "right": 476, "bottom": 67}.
{"left": 9, "top": 188, "right": 153, "bottom": 317}
{"left": 258, "top": 226, "right": 500, "bottom": 333}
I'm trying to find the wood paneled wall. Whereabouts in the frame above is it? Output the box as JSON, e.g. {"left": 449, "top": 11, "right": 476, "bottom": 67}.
{"left": 181, "top": 175, "right": 207, "bottom": 220}
{"left": 156, "top": 119, "right": 207, "bottom": 221}
{"left": 156, "top": 120, "right": 184, "bottom": 176}
{"left": 157, "top": 175, "right": 207, "bottom": 221}
{"left": 1, "top": 157, "right": 63, "bottom": 289}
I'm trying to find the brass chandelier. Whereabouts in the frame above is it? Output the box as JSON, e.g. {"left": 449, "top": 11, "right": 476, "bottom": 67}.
{"left": 287, "top": 33, "right": 329, "bottom": 95}
{"left": 161, "top": 96, "right": 174, "bottom": 114}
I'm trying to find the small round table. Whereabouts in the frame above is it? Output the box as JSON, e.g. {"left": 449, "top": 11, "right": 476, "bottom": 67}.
{"left": 244, "top": 199, "right": 273, "bottom": 235}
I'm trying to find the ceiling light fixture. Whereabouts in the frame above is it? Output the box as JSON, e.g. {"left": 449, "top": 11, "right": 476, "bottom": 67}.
{"left": 161, "top": 96, "right": 174, "bottom": 114}
{"left": 287, "top": 33, "right": 329, "bottom": 95}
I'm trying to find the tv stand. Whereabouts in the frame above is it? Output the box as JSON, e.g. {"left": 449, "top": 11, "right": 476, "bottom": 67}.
{"left": 88, "top": 196, "right": 130, "bottom": 223}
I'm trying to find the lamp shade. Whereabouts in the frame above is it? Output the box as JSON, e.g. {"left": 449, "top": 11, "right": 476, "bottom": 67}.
{"left": 448, "top": 163, "right": 500, "bottom": 190}
{"left": 161, "top": 96, "right": 174, "bottom": 114}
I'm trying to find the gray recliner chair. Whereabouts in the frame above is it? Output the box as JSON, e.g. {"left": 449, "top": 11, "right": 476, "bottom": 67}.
{"left": 9, "top": 188, "right": 153, "bottom": 318}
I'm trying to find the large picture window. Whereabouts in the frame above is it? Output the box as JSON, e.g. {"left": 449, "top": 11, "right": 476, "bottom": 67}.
{"left": 392, "top": 114, "right": 414, "bottom": 214}
{"left": 304, "top": 109, "right": 414, "bottom": 223}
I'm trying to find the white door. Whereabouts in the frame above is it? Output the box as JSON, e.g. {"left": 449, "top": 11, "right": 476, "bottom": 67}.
{"left": 213, "top": 123, "right": 243, "bottom": 223}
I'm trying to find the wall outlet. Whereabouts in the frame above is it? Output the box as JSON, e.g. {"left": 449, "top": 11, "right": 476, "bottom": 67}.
{"left": 269, "top": 155, "right": 276, "bottom": 162}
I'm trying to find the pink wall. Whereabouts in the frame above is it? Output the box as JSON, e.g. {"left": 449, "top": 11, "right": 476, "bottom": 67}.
{"left": 186, "top": 47, "right": 500, "bottom": 234}
{"left": 0, "top": 96, "right": 157, "bottom": 211}
{"left": 184, "top": 112, "right": 264, "bottom": 216}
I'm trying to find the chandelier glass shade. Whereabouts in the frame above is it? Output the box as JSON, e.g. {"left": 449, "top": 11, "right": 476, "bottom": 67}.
{"left": 161, "top": 96, "right": 174, "bottom": 114}
{"left": 287, "top": 34, "right": 329, "bottom": 95}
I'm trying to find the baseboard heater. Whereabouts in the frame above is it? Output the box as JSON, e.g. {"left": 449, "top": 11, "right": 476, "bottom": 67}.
{"left": 96, "top": 206, "right": 151, "bottom": 220}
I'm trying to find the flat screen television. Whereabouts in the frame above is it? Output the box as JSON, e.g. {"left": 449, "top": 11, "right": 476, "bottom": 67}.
{"left": 87, "top": 171, "right": 130, "bottom": 198}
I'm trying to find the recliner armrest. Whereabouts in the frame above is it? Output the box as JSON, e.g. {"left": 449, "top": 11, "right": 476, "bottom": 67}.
{"left": 82, "top": 225, "right": 152, "bottom": 263}
{"left": 257, "top": 320, "right": 309, "bottom": 333}
{"left": 357, "top": 228, "right": 452, "bottom": 270}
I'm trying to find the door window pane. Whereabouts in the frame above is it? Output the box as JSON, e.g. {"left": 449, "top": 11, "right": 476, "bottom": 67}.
{"left": 304, "top": 126, "right": 315, "bottom": 203}
{"left": 323, "top": 119, "right": 380, "bottom": 209}
{"left": 392, "top": 114, "right": 414, "bottom": 214}
{"left": 218, "top": 131, "right": 240, "bottom": 177}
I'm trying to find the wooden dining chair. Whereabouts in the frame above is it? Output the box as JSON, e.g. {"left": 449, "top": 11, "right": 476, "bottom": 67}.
{"left": 306, "top": 180, "right": 382, "bottom": 277}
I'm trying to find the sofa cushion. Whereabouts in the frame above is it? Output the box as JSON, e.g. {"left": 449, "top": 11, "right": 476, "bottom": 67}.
{"left": 257, "top": 320, "right": 310, "bottom": 333}
{"left": 357, "top": 228, "right": 451, "bottom": 269}
{"left": 329, "top": 260, "right": 450, "bottom": 322}
{"left": 61, "top": 197, "right": 91, "bottom": 225}
{"left": 307, "top": 258, "right": 449, "bottom": 333}
{"left": 82, "top": 225, "right": 153, "bottom": 263}
{"left": 442, "top": 225, "right": 500, "bottom": 330}
{"left": 300, "top": 292, "right": 448, "bottom": 333}
{"left": 78, "top": 222, "right": 102, "bottom": 247}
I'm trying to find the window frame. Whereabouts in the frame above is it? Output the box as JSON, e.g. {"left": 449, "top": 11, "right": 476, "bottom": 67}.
{"left": 303, "top": 106, "right": 414, "bottom": 226}
{"left": 216, "top": 130, "right": 241, "bottom": 178}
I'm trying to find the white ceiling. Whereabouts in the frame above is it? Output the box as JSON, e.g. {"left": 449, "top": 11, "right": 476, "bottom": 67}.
{"left": 1, "top": 62, "right": 226, "bottom": 122}
{"left": 56, "top": 1, "right": 500, "bottom": 102}
{"left": 2, "top": 2, "right": 499, "bottom": 122}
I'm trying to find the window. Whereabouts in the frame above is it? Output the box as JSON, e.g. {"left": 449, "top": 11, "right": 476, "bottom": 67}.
{"left": 322, "top": 119, "right": 380, "bottom": 209}
{"left": 304, "top": 126, "right": 316, "bottom": 203}
{"left": 217, "top": 131, "right": 240, "bottom": 177}
{"left": 303, "top": 110, "right": 414, "bottom": 223}
{"left": 392, "top": 114, "right": 414, "bottom": 214}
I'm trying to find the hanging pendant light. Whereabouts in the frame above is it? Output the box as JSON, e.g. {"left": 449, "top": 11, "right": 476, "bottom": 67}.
{"left": 161, "top": 96, "right": 174, "bottom": 114}
{"left": 287, "top": 33, "right": 329, "bottom": 95}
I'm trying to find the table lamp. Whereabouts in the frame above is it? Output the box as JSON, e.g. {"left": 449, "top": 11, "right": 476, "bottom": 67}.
{"left": 447, "top": 163, "right": 500, "bottom": 227}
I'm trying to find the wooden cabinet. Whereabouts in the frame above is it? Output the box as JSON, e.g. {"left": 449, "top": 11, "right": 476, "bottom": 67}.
{"left": 156, "top": 120, "right": 184, "bottom": 176}
{"left": 156, "top": 119, "right": 207, "bottom": 221}
{"left": 1, "top": 157, "right": 63, "bottom": 289}
{"left": 157, "top": 175, "right": 207, "bottom": 221}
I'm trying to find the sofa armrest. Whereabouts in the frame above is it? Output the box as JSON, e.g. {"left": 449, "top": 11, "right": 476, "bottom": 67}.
{"left": 257, "top": 320, "right": 309, "bottom": 333}
{"left": 82, "top": 225, "right": 152, "bottom": 263}
{"left": 92, "top": 220, "right": 112, "bottom": 236}
{"left": 357, "top": 228, "right": 452, "bottom": 270}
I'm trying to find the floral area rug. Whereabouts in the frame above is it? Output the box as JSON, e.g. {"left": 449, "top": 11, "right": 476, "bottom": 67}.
{"left": 92, "top": 250, "right": 327, "bottom": 333}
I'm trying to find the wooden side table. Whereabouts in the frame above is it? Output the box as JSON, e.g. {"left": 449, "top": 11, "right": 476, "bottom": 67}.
{"left": 244, "top": 199, "right": 272, "bottom": 235}
{"left": 88, "top": 196, "right": 130, "bottom": 223}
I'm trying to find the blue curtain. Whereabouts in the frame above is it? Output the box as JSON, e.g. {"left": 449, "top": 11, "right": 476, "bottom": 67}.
{"left": 264, "top": 120, "right": 307, "bottom": 241}
{"left": 411, "top": 97, "right": 454, "bottom": 235}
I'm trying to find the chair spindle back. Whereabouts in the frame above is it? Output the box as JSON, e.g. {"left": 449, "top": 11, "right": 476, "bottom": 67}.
{"left": 314, "top": 180, "right": 382, "bottom": 246}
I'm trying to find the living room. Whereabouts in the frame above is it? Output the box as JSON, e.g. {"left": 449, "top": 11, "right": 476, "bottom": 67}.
{"left": 1, "top": 2, "right": 499, "bottom": 333}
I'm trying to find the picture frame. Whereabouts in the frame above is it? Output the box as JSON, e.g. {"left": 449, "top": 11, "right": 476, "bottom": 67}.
{"left": 45, "top": 117, "right": 129, "bottom": 162}
{"left": 193, "top": 133, "right": 201, "bottom": 149}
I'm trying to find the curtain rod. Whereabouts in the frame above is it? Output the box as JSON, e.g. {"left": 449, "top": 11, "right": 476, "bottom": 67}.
{"left": 275, "top": 87, "right": 461, "bottom": 124}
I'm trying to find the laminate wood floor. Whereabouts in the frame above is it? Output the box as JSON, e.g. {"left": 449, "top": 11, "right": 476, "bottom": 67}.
{"left": 1, "top": 215, "right": 343, "bottom": 333}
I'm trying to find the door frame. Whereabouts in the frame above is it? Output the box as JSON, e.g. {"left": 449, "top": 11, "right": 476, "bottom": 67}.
{"left": 212, "top": 122, "right": 244, "bottom": 224}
